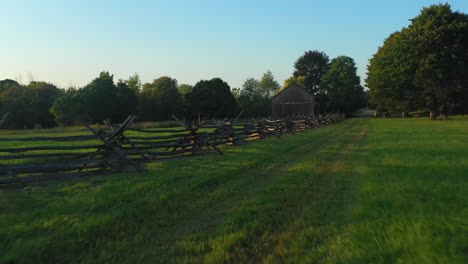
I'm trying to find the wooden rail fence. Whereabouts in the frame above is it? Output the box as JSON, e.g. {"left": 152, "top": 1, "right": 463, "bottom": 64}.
{"left": 0, "top": 113, "right": 345, "bottom": 186}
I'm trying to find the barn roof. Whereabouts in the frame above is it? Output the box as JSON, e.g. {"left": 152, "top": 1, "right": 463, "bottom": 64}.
{"left": 272, "top": 83, "right": 314, "bottom": 103}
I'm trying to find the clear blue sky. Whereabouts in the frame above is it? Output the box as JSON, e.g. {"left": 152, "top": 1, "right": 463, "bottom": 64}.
{"left": 1, "top": 0, "right": 467, "bottom": 89}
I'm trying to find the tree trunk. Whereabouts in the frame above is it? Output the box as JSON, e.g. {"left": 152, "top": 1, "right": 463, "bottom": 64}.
{"left": 402, "top": 112, "right": 406, "bottom": 118}
{"left": 429, "top": 111, "right": 436, "bottom": 120}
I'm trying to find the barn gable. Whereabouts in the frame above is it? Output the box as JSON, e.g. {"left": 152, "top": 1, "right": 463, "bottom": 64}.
{"left": 272, "top": 84, "right": 315, "bottom": 117}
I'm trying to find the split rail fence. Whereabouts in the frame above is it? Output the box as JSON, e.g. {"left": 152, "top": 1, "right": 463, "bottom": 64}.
{"left": 0, "top": 113, "right": 345, "bottom": 186}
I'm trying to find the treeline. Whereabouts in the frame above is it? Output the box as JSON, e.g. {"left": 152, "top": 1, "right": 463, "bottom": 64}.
{"left": 0, "top": 73, "right": 240, "bottom": 129}
{"left": 238, "top": 51, "right": 367, "bottom": 118}
{"left": 0, "top": 54, "right": 367, "bottom": 129}
{"left": 367, "top": 4, "right": 468, "bottom": 119}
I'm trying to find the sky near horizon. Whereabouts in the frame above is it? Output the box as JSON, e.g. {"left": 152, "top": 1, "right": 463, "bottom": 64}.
{"left": 1, "top": 0, "right": 467, "bottom": 89}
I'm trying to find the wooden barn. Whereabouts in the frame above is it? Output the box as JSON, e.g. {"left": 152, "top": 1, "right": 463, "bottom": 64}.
{"left": 272, "top": 84, "right": 315, "bottom": 117}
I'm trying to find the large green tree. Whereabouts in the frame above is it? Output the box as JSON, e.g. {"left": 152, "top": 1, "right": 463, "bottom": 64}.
{"left": 367, "top": 4, "right": 468, "bottom": 118}
{"left": 0, "top": 79, "right": 19, "bottom": 93}
{"left": 178, "top": 84, "right": 194, "bottom": 116}
{"left": 179, "top": 84, "right": 193, "bottom": 96}
{"left": 139, "top": 76, "right": 183, "bottom": 121}
{"left": 115, "top": 80, "right": 139, "bottom": 121}
{"left": 238, "top": 71, "right": 281, "bottom": 117}
{"left": 189, "top": 78, "right": 237, "bottom": 119}
{"left": 258, "top": 71, "right": 280, "bottom": 98}
{"left": 28, "top": 81, "right": 61, "bottom": 127}
{"left": 0, "top": 85, "right": 40, "bottom": 129}
{"left": 0, "top": 80, "right": 61, "bottom": 128}
{"left": 50, "top": 88, "right": 89, "bottom": 126}
{"left": 81, "top": 72, "right": 119, "bottom": 122}
{"left": 293, "top": 50, "right": 330, "bottom": 95}
{"left": 126, "top": 73, "right": 142, "bottom": 92}
{"left": 238, "top": 78, "right": 262, "bottom": 117}
{"left": 320, "top": 56, "right": 366, "bottom": 115}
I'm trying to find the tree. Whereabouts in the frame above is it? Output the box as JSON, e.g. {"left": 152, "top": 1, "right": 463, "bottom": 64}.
{"left": 367, "top": 4, "right": 468, "bottom": 118}
{"left": 238, "top": 78, "right": 261, "bottom": 117}
{"left": 0, "top": 80, "right": 61, "bottom": 128}
{"left": 0, "top": 79, "right": 20, "bottom": 93}
{"left": 0, "top": 84, "right": 40, "bottom": 129}
{"left": 410, "top": 4, "right": 468, "bottom": 118}
{"left": 51, "top": 88, "right": 89, "bottom": 126}
{"left": 179, "top": 84, "right": 193, "bottom": 95}
{"left": 115, "top": 80, "right": 138, "bottom": 121}
{"left": 189, "top": 78, "right": 237, "bottom": 119}
{"left": 320, "top": 56, "right": 366, "bottom": 115}
{"left": 258, "top": 71, "right": 280, "bottom": 98}
{"left": 28, "top": 81, "right": 61, "bottom": 127}
{"left": 240, "top": 78, "right": 260, "bottom": 99}
{"left": 50, "top": 72, "right": 135, "bottom": 125}
{"left": 237, "top": 71, "right": 280, "bottom": 117}
{"left": 293, "top": 50, "right": 330, "bottom": 95}
{"left": 0, "top": 79, "right": 20, "bottom": 108}
{"left": 126, "top": 73, "right": 142, "bottom": 92}
{"left": 231, "top": 88, "right": 241, "bottom": 100}
{"left": 178, "top": 84, "right": 194, "bottom": 116}
{"left": 280, "top": 76, "right": 306, "bottom": 94}
{"left": 139, "top": 76, "right": 183, "bottom": 121}
{"left": 81, "top": 71, "right": 119, "bottom": 123}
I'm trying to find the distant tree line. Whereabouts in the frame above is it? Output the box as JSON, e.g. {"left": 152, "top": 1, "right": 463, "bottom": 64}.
{"left": 0, "top": 79, "right": 61, "bottom": 129}
{"left": 0, "top": 55, "right": 368, "bottom": 129}
{"left": 0, "top": 73, "right": 241, "bottom": 128}
{"left": 366, "top": 4, "right": 468, "bottom": 119}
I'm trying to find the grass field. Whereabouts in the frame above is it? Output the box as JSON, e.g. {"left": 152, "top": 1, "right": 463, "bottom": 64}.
{"left": 1, "top": 118, "right": 467, "bottom": 263}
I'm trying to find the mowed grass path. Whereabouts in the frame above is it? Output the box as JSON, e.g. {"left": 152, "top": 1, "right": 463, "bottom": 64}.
{"left": 1, "top": 118, "right": 467, "bottom": 263}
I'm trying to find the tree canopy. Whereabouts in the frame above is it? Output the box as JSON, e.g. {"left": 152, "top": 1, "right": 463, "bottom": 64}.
{"left": 293, "top": 50, "right": 330, "bottom": 95}
{"left": 366, "top": 3, "right": 468, "bottom": 117}
{"left": 189, "top": 78, "right": 237, "bottom": 119}
{"left": 81, "top": 72, "right": 119, "bottom": 122}
{"left": 320, "top": 56, "right": 366, "bottom": 115}
{"left": 238, "top": 71, "right": 280, "bottom": 117}
{"left": 0, "top": 80, "right": 60, "bottom": 129}
{"left": 139, "top": 76, "right": 183, "bottom": 121}
{"left": 51, "top": 72, "right": 138, "bottom": 125}
{"left": 50, "top": 88, "right": 89, "bottom": 126}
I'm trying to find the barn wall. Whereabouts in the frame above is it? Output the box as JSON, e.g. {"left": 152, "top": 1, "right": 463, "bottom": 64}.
{"left": 272, "top": 84, "right": 315, "bottom": 117}
{"left": 272, "top": 103, "right": 315, "bottom": 117}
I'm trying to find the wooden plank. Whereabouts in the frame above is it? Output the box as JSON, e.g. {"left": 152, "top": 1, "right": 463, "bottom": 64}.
{"left": 107, "top": 115, "right": 134, "bottom": 141}
{"left": 85, "top": 119, "right": 146, "bottom": 173}
{"left": 0, "top": 145, "right": 102, "bottom": 153}
{"left": 127, "top": 128, "right": 187, "bottom": 134}
{"left": 0, "top": 152, "right": 96, "bottom": 160}
{"left": 126, "top": 133, "right": 189, "bottom": 141}
{"left": 123, "top": 142, "right": 193, "bottom": 150}
{"left": 0, "top": 135, "right": 100, "bottom": 142}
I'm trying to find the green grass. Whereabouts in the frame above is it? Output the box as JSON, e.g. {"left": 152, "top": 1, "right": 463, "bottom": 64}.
{"left": 1, "top": 118, "right": 467, "bottom": 263}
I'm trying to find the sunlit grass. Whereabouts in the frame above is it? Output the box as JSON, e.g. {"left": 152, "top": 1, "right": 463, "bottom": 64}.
{"left": 1, "top": 118, "right": 467, "bottom": 263}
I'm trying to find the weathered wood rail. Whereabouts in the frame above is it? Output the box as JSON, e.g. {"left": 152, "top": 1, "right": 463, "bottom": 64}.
{"left": 0, "top": 113, "right": 345, "bottom": 186}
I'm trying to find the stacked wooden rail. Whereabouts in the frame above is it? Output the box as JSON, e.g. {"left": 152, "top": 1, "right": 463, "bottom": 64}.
{"left": 0, "top": 113, "right": 345, "bottom": 186}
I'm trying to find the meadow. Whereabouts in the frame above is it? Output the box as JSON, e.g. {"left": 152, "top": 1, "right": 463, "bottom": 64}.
{"left": 1, "top": 118, "right": 467, "bottom": 263}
